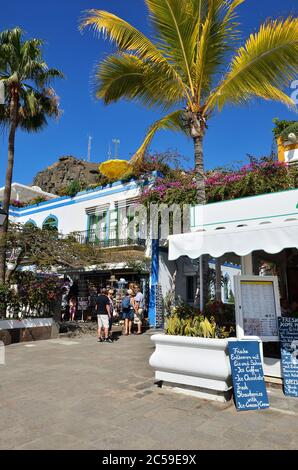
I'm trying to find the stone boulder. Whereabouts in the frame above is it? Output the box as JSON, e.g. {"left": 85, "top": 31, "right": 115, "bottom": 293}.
{"left": 33, "top": 156, "right": 100, "bottom": 194}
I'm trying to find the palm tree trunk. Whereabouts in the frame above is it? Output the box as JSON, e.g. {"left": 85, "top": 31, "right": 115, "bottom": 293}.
{"left": 0, "top": 91, "right": 18, "bottom": 285}
{"left": 193, "top": 135, "right": 206, "bottom": 204}
{"left": 193, "top": 135, "right": 209, "bottom": 309}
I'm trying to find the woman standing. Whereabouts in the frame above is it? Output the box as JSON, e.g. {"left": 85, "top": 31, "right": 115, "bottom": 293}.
{"left": 122, "top": 289, "right": 135, "bottom": 336}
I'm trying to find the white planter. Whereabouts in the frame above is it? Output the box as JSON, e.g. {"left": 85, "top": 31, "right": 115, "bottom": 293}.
{"left": 0, "top": 318, "right": 53, "bottom": 330}
{"left": 149, "top": 334, "right": 234, "bottom": 402}
{"left": 0, "top": 318, "right": 57, "bottom": 345}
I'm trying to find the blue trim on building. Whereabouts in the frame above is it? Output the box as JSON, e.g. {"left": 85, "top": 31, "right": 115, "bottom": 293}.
{"left": 10, "top": 183, "right": 140, "bottom": 218}
{"left": 8, "top": 172, "right": 158, "bottom": 218}
{"left": 209, "top": 259, "right": 241, "bottom": 270}
{"left": 148, "top": 240, "right": 160, "bottom": 327}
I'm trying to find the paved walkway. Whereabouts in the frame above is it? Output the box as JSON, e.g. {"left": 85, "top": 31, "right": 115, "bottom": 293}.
{"left": 0, "top": 332, "right": 297, "bottom": 450}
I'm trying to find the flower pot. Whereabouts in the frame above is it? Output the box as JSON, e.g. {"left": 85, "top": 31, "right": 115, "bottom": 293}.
{"left": 149, "top": 334, "right": 234, "bottom": 402}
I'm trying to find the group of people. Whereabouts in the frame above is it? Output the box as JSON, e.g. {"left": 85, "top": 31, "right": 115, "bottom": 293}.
{"left": 96, "top": 286, "right": 145, "bottom": 343}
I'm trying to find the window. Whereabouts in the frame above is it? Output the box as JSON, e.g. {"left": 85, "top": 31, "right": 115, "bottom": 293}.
{"left": 186, "top": 276, "right": 195, "bottom": 303}
{"left": 24, "top": 220, "right": 36, "bottom": 228}
{"left": 42, "top": 215, "right": 58, "bottom": 231}
{"left": 88, "top": 212, "right": 107, "bottom": 241}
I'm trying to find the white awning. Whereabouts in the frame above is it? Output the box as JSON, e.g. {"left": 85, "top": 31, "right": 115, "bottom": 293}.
{"left": 168, "top": 219, "right": 298, "bottom": 260}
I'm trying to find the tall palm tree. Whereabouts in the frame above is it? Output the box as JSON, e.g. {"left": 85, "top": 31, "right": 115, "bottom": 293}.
{"left": 82, "top": 0, "right": 298, "bottom": 201}
{"left": 0, "top": 27, "right": 63, "bottom": 284}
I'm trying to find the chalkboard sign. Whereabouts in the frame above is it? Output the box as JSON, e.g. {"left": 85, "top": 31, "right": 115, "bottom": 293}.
{"left": 278, "top": 317, "right": 298, "bottom": 397}
{"left": 228, "top": 341, "right": 270, "bottom": 411}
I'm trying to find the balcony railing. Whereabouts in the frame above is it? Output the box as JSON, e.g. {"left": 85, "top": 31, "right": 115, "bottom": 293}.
{"left": 72, "top": 229, "right": 146, "bottom": 249}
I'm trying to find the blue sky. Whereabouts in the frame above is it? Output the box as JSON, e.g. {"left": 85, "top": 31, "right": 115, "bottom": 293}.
{"left": 0, "top": 0, "right": 297, "bottom": 187}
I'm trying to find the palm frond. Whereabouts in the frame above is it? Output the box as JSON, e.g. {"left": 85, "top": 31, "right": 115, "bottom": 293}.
{"left": 206, "top": 17, "right": 298, "bottom": 112}
{"left": 96, "top": 53, "right": 184, "bottom": 109}
{"left": 145, "top": 0, "right": 197, "bottom": 96}
{"left": 80, "top": 9, "right": 190, "bottom": 102}
{"left": 195, "top": 0, "right": 245, "bottom": 102}
{"left": 131, "top": 109, "right": 187, "bottom": 163}
{"left": 0, "top": 28, "right": 63, "bottom": 132}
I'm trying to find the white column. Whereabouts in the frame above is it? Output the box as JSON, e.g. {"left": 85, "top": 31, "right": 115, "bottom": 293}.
{"left": 200, "top": 256, "right": 204, "bottom": 311}
{"left": 241, "top": 254, "right": 253, "bottom": 275}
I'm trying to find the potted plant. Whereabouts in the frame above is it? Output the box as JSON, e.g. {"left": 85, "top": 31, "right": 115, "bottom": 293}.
{"left": 149, "top": 304, "right": 236, "bottom": 402}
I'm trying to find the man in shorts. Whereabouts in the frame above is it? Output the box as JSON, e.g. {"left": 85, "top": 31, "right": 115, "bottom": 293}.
{"left": 96, "top": 288, "right": 112, "bottom": 343}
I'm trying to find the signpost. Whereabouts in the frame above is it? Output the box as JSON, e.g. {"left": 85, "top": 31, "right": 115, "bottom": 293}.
{"left": 78, "top": 297, "right": 89, "bottom": 322}
{"left": 278, "top": 317, "right": 298, "bottom": 397}
{"left": 228, "top": 340, "right": 269, "bottom": 411}
{"left": 234, "top": 276, "right": 281, "bottom": 341}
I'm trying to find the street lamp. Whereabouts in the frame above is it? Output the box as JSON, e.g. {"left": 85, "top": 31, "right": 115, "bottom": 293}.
{"left": 0, "top": 208, "right": 7, "bottom": 226}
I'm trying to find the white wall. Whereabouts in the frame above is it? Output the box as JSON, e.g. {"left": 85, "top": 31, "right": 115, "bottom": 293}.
{"left": 159, "top": 250, "right": 177, "bottom": 298}
{"left": 191, "top": 188, "right": 298, "bottom": 231}
{"left": 10, "top": 181, "right": 141, "bottom": 234}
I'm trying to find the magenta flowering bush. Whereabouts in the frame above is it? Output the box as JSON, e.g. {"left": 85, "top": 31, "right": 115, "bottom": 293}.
{"left": 206, "top": 159, "right": 297, "bottom": 202}
{"left": 140, "top": 175, "right": 198, "bottom": 206}
{"left": 141, "top": 158, "right": 298, "bottom": 206}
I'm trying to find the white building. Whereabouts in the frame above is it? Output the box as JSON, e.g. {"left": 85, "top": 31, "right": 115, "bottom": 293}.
{"left": 8, "top": 170, "right": 298, "bottom": 336}
{"left": 8, "top": 176, "right": 155, "bottom": 319}
{"left": 167, "top": 188, "right": 298, "bottom": 379}
{"left": 0, "top": 182, "right": 56, "bottom": 204}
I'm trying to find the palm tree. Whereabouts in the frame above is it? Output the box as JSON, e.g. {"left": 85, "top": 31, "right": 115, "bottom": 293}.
{"left": 82, "top": 0, "right": 298, "bottom": 201}
{"left": 0, "top": 27, "right": 63, "bottom": 284}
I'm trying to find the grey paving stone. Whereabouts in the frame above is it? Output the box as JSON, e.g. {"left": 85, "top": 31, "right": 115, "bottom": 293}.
{"left": 0, "top": 333, "right": 297, "bottom": 450}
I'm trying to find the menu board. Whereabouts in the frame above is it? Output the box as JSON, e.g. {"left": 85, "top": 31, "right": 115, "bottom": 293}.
{"left": 78, "top": 297, "right": 89, "bottom": 311}
{"left": 228, "top": 341, "right": 270, "bottom": 411}
{"left": 278, "top": 317, "right": 298, "bottom": 397}
{"left": 234, "top": 276, "right": 280, "bottom": 341}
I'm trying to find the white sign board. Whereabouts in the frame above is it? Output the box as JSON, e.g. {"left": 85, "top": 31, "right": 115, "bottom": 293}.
{"left": 234, "top": 275, "right": 281, "bottom": 342}
{"left": 78, "top": 297, "right": 89, "bottom": 311}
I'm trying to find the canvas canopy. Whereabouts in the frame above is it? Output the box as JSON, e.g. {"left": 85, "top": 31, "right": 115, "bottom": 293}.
{"left": 168, "top": 219, "right": 298, "bottom": 260}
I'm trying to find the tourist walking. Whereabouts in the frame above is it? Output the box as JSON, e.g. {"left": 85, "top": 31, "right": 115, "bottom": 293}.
{"left": 108, "top": 289, "right": 115, "bottom": 340}
{"left": 134, "top": 286, "right": 145, "bottom": 335}
{"left": 96, "top": 288, "right": 112, "bottom": 343}
{"left": 122, "top": 289, "right": 135, "bottom": 336}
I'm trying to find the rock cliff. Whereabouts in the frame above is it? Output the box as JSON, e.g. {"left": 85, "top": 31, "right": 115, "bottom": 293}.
{"left": 33, "top": 156, "right": 100, "bottom": 194}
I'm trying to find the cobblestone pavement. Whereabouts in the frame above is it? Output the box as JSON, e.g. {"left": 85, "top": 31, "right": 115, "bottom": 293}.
{"left": 0, "top": 332, "right": 297, "bottom": 450}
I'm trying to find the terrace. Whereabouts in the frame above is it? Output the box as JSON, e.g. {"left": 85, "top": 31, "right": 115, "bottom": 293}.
{"left": 73, "top": 228, "right": 146, "bottom": 250}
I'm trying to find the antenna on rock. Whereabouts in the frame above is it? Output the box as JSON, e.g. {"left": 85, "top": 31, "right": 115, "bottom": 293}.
{"left": 112, "top": 139, "right": 120, "bottom": 159}
{"left": 108, "top": 144, "right": 112, "bottom": 160}
{"left": 87, "top": 136, "right": 92, "bottom": 162}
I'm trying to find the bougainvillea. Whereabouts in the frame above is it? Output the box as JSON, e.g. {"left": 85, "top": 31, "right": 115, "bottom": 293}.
{"left": 11, "top": 271, "right": 64, "bottom": 317}
{"left": 140, "top": 158, "right": 298, "bottom": 207}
